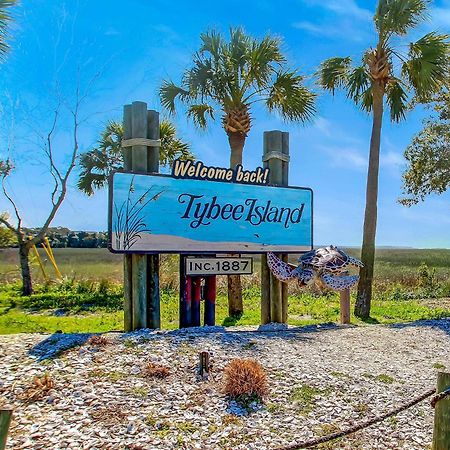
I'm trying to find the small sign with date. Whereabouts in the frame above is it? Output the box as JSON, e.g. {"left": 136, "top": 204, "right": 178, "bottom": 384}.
{"left": 185, "top": 257, "right": 253, "bottom": 276}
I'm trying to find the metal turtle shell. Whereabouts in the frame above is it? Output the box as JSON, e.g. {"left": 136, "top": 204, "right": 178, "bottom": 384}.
{"left": 298, "top": 245, "right": 350, "bottom": 273}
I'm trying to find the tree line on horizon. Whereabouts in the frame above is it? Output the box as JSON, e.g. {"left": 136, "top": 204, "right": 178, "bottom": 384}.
{"left": 0, "top": 0, "right": 449, "bottom": 321}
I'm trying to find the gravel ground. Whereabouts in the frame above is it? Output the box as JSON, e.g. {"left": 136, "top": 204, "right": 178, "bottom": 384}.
{"left": 1, "top": 319, "right": 449, "bottom": 450}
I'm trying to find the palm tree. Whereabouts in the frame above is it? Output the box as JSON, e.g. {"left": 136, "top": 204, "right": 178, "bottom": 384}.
{"left": 0, "top": 0, "right": 16, "bottom": 60}
{"left": 160, "top": 27, "right": 316, "bottom": 316}
{"left": 77, "top": 119, "right": 193, "bottom": 196}
{"left": 318, "top": 0, "right": 449, "bottom": 318}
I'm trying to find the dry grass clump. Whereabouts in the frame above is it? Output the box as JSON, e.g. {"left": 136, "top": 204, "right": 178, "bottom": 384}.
{"left": 90, "top": 404, "right": 128, "bottom": 425}
{"left": 86, "top": 334, "right": 110, "bottom": 347}
{"left": 142, "top": 362, "right": 170, "bottom": 379}
{"left": 223, "top": 359, "right": 268, "bottom": 400}
{"left": 19, "top": 373, "right": 55, "bottom": 402}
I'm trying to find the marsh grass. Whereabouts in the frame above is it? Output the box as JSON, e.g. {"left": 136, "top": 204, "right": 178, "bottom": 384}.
{"left": 0, "top": 248, "right": 449, "bottom": 334}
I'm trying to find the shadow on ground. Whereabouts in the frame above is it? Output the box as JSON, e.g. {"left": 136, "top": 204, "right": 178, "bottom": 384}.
{"left": 28, "top": 332, "right": 93, "bottom": 360}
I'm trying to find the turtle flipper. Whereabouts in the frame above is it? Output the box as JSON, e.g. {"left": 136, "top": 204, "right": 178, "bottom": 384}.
{"left": 296, "top": 267, "right": 313, "bottom": 285}
{"left": 321, "top": 273, "right": 359, "bottom": 291}
{"left": 347, "top": 256, "right": 364, "bottom": 268}
{"left": 267, "top": 252, "right": 297, "bottom": 282}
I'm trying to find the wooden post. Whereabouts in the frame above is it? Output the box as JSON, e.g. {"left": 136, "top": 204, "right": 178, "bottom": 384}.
{"left": 131, "top": 101, "right": 149, "bottom": 330}
{"left": 146, "top": 110, "right": 160, "bottom": 329}
{"left": 340, "top": 289, "right": 351, "bottom": 324}
{"left": 191, "top": 276, "right": 202, "bottom": 327}
{"left": 123, "top": 104, "right": 133, "bottom": 332}
{"left": 198, "top": 351, "right": 210, "bottom": 378}
{"left": 179, "top": 261, "right": 192, "bottom": 329}
{"left": 204, "top": 276, "right": 216, "bottom": 326}
{"left": 281, "top": 132, "right": 290, "bottom": 323}
{"left": 262, "top": 131, "right": 289, "bottom": 324}
{"left": 122, "top": 101, "right": 161, "bottom": 331}
{"left": 0, "top": 409, "right": 12, "bottom": 450}
{"left": 433, "top": 371, "right": 450, "bottom": 450}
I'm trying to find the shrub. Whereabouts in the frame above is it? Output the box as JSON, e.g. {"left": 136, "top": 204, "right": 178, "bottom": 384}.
{"left": 223, "top": 359, "right": 268, "bottom": 401}
{"left": 142, "top": 362, "right": 170, "bottom": 379}
{"left": 19, "top": 373, "right": 55, "bottom": 402}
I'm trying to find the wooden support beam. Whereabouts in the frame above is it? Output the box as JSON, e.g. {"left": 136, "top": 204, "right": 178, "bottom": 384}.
{"left": 131, "top": 101, "right": 149, "bottom": 330}
{"left": 0, "top": 409, "right": 12, "bottom": 450}
{"left": 191, "top": 276, "right": 202, "bottom": 327}
{"left": 263, "top": 131, "right": 287, "bottom": 324}
{"left": 146, "top": 110, "right": 160, "bottom": 329}
{"left": 122, "top": 104, "right": 133, "bottom": 332}
{"left": 433, "top": 371, "right": 450, "bottom": 450}
{"left": 122, "top": 102, "right": 161, "bottom": 331}
{"left": 204, "top": 276, "right": 216, "bottom": 326}
{"left": 340, "top": 289, "right": 351, "bottom": 324}
{"left": 260, "top": 253, "right": 271, "bottom": 325}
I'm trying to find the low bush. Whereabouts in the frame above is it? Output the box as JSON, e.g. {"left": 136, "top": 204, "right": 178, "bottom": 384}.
{"left": 223, "top": 358, "right": 268, "bottom": 402}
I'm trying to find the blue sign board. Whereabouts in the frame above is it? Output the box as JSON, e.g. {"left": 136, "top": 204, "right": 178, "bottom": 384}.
{"left": 109, "top": 171, "right": 313, "bottom": 253}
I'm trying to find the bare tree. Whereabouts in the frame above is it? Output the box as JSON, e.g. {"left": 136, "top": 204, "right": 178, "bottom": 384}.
{"left": 0, "top": 85, "right": 94, "bottom": 295}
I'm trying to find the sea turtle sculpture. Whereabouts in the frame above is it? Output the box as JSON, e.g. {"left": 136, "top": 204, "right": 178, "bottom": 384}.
{"left": 267, "top": 246, "right": 363, "bottom": 291}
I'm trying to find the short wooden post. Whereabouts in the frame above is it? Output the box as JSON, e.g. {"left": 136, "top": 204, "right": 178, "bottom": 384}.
{"left": 262, "top": 131, "right": 290, "bottom": 324}
{"left": 122, "top": 101, "right": 161, "bottom": 331}
{"left": 261, "top": 253, "right": 271, "bottom": 324}
{"left": 204, "top": 276, "right": 216, "bottom": 326}
{"left": 198, "top": 351, "right": 210, "bottom": 378}
{"left": 191, "top": 277, "right": 202, "bottom": 327}
{"left": 433, "top": 371, "right": 450, "bottom": 450}
{"left": 340, "top": 289, "right": 351, "bottom": 324}
{"left": 0, "top": 409, "right": 12, "bottom": 450}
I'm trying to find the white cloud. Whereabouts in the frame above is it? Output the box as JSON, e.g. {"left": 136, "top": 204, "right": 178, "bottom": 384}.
{"left": 318, "top": 145, "right": 367, "bottom": 170}
{"left": 380, "top": 151, "right": 404, "bottom": 170}
{"left": 292, "top": 21, "right": 323, "bottom": 35}
{"left": 302, "top": 0, "right": 372, "bottom": 21}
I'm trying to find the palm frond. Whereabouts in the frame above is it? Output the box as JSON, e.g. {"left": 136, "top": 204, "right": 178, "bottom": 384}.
{"left": 360, "top": 86, "right": 374, "bottom": 113}
{"left": 266, "top": 71, "right": 316, "bottom": 122}
{"left": 199, "top": 29, "right": 223, "bottom": 60}
{"left": 0, "top": 0, "right": 16, "bottom": 60}
{"left": 187, "top": 104, "right": 215, "bottom": 129}
{"left": 346, "top": 66, "right": 371, "bottom": 104}
{"left": 375, "top": 0, "right": 429, "bottom": 38}
{"left": 159, "top": 80, "right": 191, "bottom": 114}
{"left": 402, "top": 32, "right": 450, "bottom": 100}
{"left": 386, "top": 78, "right": 409, "bottom": 122}
{"left": 317, "top": 57, "right": 352, "bottom": 94}
{"left": 246, "top": 35, "right": 284, "bottom": 90}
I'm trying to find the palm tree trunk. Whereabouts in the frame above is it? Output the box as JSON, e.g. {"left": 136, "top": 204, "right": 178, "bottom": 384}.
{"left": 19, "top": 242, "right": 33, "bottom": 296}
{"left": 355, "top": 85, "right": 384, "bottom": 319}
{"left": 227, "top": 131, "right": 245, "bottom": 317}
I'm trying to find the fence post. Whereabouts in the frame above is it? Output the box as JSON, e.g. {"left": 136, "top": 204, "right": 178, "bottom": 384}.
{"left": 0, "top": 409, "right": 12, "bottom": 450}
{"left": 122, "top": 101, "right": 161, "bottom": 331}
{"left": 433, "top": 371, "right": 450, "bottom": 450}
{"left": 340, "top": 289, "right": 351, "bottom": 324}
{"left": 261, "top": 131, "right": 290, "bottom": 324}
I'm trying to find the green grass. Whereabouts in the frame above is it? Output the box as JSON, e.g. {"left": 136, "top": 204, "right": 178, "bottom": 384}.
{"left": 0, "top": 247, "right": 449, "bottom": 334}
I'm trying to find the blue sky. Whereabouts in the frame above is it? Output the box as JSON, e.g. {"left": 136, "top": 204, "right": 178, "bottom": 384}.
{"left": 0, "top": 0, "right": 449, "bottom": 248}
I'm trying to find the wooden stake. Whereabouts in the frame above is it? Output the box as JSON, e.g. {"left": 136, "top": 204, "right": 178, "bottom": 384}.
{"left": 198, "top": 351, "right": 210, "bottom": 378}
{"left": 0, "top": 409, "right": 12, "bottom": 450}
{"left": 340, "top": 289, "right": 351, "bottom": 324}
{"left": 433, "top": 371, "right": 450, "bottom": 450}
